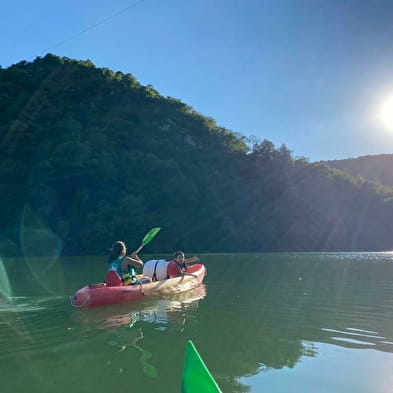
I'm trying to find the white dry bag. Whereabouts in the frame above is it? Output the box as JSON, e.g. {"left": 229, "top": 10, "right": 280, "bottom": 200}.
{"left": 143, "top": 259, "right": 169, "bottom": 281}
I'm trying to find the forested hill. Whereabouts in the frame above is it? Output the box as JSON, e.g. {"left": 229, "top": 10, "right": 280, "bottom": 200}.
{"left": 1, "top": 54, "right": 393, "bottom": 256}
{"left": 323, "top": 154, "right": 393, "bottom": 187}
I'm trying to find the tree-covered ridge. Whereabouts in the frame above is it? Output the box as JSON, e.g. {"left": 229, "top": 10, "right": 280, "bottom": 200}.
{"left": 323, "top": 154, "right": 393, "bottom": 187}
{"left": 0, "top": 54, "right": 392, "bottom": 256}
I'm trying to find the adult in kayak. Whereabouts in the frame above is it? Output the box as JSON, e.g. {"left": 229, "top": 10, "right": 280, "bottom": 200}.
{"left": 167, "top": 251, "right": 200, "bottom": 278}
{"left": 107, "top": 241, "right": 144, "bottom": 285}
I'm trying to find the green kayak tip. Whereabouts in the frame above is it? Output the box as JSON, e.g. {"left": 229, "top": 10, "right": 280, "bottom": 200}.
{"left": 182, "top": 340, "right": 222, "bottom": 393}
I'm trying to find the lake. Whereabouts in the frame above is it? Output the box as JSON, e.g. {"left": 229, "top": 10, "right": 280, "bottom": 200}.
{"left": 1, "top": 252, "right": 393, "bottom": 393}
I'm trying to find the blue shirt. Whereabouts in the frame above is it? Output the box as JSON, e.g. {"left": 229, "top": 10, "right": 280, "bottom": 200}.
{"left": 108, "top": 256, "right": 136, "bottom": 278}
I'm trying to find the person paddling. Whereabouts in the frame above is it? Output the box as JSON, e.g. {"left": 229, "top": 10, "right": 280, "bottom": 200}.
{"left": 167, "top": 251, "right": 199, "bottom": 278}
{"left": 108, "top": 241, "right": 144, "bottom": 285}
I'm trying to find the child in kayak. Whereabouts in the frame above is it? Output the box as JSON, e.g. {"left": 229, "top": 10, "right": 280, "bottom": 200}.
{"left": 167, "top": 251, "right": 199, "bottom": 278}
{"left": 108, "top": 241, "right": 144, "bottom": 285}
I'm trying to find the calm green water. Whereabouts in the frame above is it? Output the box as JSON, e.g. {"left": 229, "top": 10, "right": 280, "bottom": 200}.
{"left": 2, "top": 252, "right": 393, "bottom": 393}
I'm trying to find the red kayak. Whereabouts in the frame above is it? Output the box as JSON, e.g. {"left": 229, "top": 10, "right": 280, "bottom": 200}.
{"left": 71, "top": 263, "right": 206, "bottom": 308}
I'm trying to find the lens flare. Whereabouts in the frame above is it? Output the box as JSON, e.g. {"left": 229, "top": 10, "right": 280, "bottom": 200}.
{"left": 0, "top": 257, "right": 12, "bottom": 298}
{"left": 20, "top": 205, "right": 64, "bottom": 295}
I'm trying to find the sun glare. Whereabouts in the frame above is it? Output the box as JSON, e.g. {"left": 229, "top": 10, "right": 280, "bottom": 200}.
{"left": 379, "top": 95, "right": 393, "bottom": 130}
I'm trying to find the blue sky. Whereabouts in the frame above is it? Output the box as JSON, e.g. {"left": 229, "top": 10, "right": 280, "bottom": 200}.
{"left": 2, "top": 0, "right": 393, "bottom": 161}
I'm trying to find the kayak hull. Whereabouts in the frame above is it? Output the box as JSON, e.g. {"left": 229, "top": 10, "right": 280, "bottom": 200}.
{"left": 71, "top": 263, "right": 206, "bottom": 308}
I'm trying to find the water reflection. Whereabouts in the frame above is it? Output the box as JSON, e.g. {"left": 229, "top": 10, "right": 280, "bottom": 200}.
{"left": 69, "top": 285, "right": 207, "bottom": 381}
{"left": 2, "top": 254, "right": 393, "bottom": 393}
{"left": 66, "top": 254, "right": 393, "bottom": 393}
{"left": 321, "top": 327, "right": 393, "bottom": 352}
{"left": 73, "top": 284, "right": 206, "bottom": 331}
{"left": 200, "top": 253, "right": 393, "bottom": 393}
{"left": 107, "top": 327, "right": 159, "bottom": 378}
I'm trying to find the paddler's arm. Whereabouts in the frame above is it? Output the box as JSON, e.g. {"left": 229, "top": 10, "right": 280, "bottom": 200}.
{"left": 182, "top": 256, "right": 199, "bottom": 278}
{"left": 184, "top": 256, "right": 200, "bottom": 264}
{"left": 183, "top": 259, "right": 199, "bottom": 278}
{"left": 124, "top": 253, "right": 144, "bottom": 268}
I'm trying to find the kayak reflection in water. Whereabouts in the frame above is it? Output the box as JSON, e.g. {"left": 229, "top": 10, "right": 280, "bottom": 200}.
{"left": 107, "top": 325, "right": 158, "bottom": 379}
{"left": 115, "top": 327, "right": 158, "bottom": 378}
{"left": 131, "top": 328, "right": 158, "bottom": 378}
{"left": 167, "top": 251, "right": 200, "bottom": 278}
{"left": 107, "top": 241, "right": 144, "bottom": 285}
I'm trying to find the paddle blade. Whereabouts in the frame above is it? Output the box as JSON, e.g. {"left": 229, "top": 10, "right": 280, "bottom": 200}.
{"left": 182, "top": 340, "right": 222, "bottom": 393}
{"left": 141, "top": 227, "right": 161, "bottom": 247}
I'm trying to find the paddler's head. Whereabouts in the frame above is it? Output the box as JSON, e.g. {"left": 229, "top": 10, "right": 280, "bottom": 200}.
{"left": 173, "top": 251, "right": 185, "bottom": 263}
{"left": 111, "top": 241, "right": 127, "bottom": 258}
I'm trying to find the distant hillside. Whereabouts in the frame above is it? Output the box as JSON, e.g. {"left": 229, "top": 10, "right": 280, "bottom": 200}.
{"left": 323, "top": 154, "right": 393, "bottom": 187}
{"left": 1, "top": 54, "right": 393, "bottom": 256}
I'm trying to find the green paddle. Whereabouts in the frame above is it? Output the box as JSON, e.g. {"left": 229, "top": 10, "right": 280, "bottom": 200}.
{"left": 134, "top": 227, "right": 161, "bottom": 253}
{"left": 182, "top": 340, "right": 222, "bottom": 393}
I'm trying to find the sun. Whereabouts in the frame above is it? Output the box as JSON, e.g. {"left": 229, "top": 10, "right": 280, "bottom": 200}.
{"left": 379, "top": 95, "right": 393, "bottom": 129}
